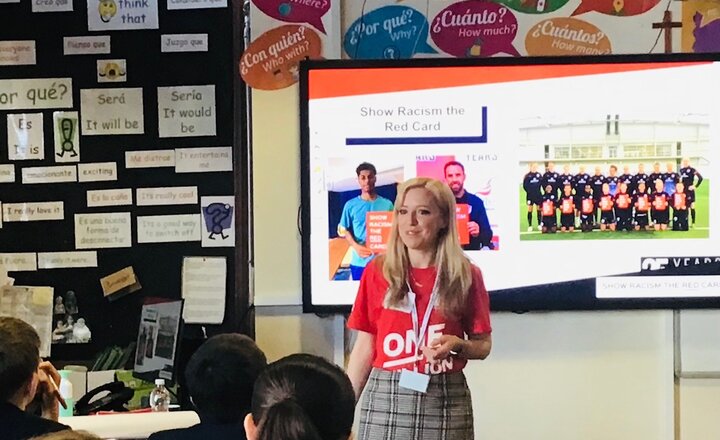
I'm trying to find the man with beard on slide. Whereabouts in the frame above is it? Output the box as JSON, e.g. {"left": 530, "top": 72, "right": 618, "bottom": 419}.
{"left": 444, "top": 161, "right": 493, "bottom": 250}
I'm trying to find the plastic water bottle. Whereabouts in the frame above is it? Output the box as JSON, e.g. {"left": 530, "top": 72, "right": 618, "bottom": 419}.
{"left": 150, "top": 379, "right": 170, "bottom": 412}
{"left": 58, "top": 370, "right": 74, "bottom": 417}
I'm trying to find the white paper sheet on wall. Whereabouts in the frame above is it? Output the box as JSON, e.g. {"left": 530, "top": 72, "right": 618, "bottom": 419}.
{"left": 181, "top": 256, "right": 226, "bottom": 324}
{"left": 0, "top": 286, "right": 54, "bottom": 357}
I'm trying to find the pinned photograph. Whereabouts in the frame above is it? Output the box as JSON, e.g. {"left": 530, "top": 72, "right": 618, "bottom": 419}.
{"left": 97, "top": 59, "right": 127, "bottom": 83}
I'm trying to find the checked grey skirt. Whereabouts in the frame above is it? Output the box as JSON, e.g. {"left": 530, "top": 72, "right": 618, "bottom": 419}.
{"left": 358, "top": 368, "right": 474, "bottom": 440}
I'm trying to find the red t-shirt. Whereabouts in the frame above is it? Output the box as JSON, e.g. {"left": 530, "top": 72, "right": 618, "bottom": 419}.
{"left": 347, "top": 259, "right": 492, "bottom": 375}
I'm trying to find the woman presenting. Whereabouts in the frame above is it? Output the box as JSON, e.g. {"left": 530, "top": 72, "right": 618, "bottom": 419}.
{"left": 347, "top": 177, "right": 492, "bottom": 440}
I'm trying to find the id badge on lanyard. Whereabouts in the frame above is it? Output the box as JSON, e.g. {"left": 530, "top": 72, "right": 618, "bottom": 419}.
{"left": 398, "top": 283, "right": 438, "bottom": 394}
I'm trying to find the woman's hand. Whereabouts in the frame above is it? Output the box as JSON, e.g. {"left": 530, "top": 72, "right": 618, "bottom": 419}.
{"left": 421, "top": 335, "right": 465, "bottom": 364}
{"left": 422, "top": 333, "right": 492, "bottom": 363}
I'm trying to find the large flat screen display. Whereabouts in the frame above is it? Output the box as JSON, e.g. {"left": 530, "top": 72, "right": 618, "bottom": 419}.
{"left": 300, "top": 54, "right": 720, "bottom": 313}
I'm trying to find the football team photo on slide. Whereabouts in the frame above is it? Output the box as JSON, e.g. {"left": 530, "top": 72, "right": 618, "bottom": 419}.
{"left": 517, "top": 114, "right": 710, "bottom": 241}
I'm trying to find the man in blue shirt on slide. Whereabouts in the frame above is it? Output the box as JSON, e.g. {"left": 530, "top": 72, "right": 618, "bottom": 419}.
{"left": 444, "top": 160, "right": 493, "bottom": 250}
{"left": 338, "top": 162, "right": 394, "bottom": 280}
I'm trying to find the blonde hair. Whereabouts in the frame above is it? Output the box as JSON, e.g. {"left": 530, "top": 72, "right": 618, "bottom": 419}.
{"left": 382, "top": 177, "right": 473, "bottom": 320}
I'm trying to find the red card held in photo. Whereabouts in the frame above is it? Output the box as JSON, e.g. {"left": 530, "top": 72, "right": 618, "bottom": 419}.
{"left": 366, "top": 211, "right": 393, "bottom": 251}
{"left": 456, "top": 204, "right": 470, "bottom": 245}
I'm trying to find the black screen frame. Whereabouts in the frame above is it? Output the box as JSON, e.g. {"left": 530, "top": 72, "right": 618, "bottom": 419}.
{"left": 300, "top": 52, "right": 720, "bottom": 314}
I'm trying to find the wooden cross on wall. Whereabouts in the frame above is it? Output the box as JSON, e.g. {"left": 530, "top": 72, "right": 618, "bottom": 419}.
{"left": 652, "top": 10, "right": 683, "bottom": 53}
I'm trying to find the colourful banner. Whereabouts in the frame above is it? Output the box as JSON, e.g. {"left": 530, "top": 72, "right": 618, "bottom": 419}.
{"left": 572, "top": 0, "right": 660, "bottom": 16}
{"left": 688, "top": 7, "right": 720, "bottom": 52}
{"left": 344, "top": 5, "right": 435, "bottom": 59}
{"left": 252, "top": 0, "right": 330, "bottom": 33}
{"left": 240, "top": 25, "right": 322, "bottom": 90}
{"left": 431, "top": 1, "right": 520, "bottom": 57}
{"left": 496, "top": 0, "right": 570, "bottom": 14}
{"left": 526, "top": 17, "right": 611, "bottom": 56}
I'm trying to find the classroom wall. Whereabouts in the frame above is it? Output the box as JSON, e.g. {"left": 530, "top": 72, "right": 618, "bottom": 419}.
{"left": 251, "top": 82, "right": 720, "bottom": 438}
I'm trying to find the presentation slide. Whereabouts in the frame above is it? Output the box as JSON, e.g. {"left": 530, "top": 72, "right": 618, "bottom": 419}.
{"left": 302, "top": 57, "right": 720, "bottom": 311}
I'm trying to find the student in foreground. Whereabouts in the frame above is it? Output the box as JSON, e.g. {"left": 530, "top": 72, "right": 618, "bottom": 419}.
{"left": 149, "top": 334, "right": 267, "bottom": 440}
{"left": 347, "top": 177, "right": 492, "bottom": 440}
{"left": 243, "top": 353, "right": 355, "bottom": 440}
{"left": 0, "top": 317, "right": 69, "bottom": 440}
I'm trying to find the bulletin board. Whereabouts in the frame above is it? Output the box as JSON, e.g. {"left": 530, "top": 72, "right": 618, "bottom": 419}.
{"left": 0, "top": 1, "right": 249, "bottom": 362}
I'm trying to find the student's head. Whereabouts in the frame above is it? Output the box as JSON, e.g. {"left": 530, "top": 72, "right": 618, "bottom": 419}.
{"left": 186, "top": 334, "right": 267, "bottom": 423}
{"left": 619, "top": 182, "right": 628, "bottom": 194}
{"left": 547, "top": 162, "right": 555, "bottom": 172}
{"left": 443, "top": 161, "right": 466, "bottom": 196}
{"left": 594, "top": 166, "right": 602, "bottom": 175}
{"left": 682, "top": 157, "right": 690, "bottom": 168}
{"left": 30, "top": 431, "right": 101, "bottom": 440}
{"left": 355, "top": 162, "right": 377, "bottom": 194}
{"left": 0, "top": 317, "right": 41, "bottom": 407}
{"left": 563, "top": 184, "right": 572, "bottom": 195}
{"left": 653, "top": 162, "right": 660, "bottom": 172}
{"left": 666, "top": 162, "right": 674, "bottom": 172}
{"left": 655, "top": 179, "right": 663, "bottom": 192}
{"left": 245, "top": 354, "right": 354, "bottom": 440}
{"left": 609, "top": 165, "right": 617, "bottom": 176}
{"left": 623, "top": 165, "right": 630, "bottom": 174}
{"left": 529, "top": 162, "right": 537, "bottom": 172}
{"left": 676, "top": 182, "right": 685, "bottom": 193}
{"left": 602, "top": 183, "right": 610, "bottom": 195}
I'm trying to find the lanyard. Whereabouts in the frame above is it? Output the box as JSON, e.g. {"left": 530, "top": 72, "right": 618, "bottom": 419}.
{"left": 409, "top": 275, "right": 439, "bottom": 372}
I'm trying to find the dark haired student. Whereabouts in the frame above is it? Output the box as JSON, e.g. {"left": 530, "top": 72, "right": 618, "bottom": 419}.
{"left": 0, "top": 317, "right": 69, "bottom": 440}
{"left": 149, "top": 334, "right": 267, "bottom": 440}
{"left": 347, "top": 177, "right": 492, "bottom": 440}
{"left": 243, "top": 354, "right": 355, "bottom": 440}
